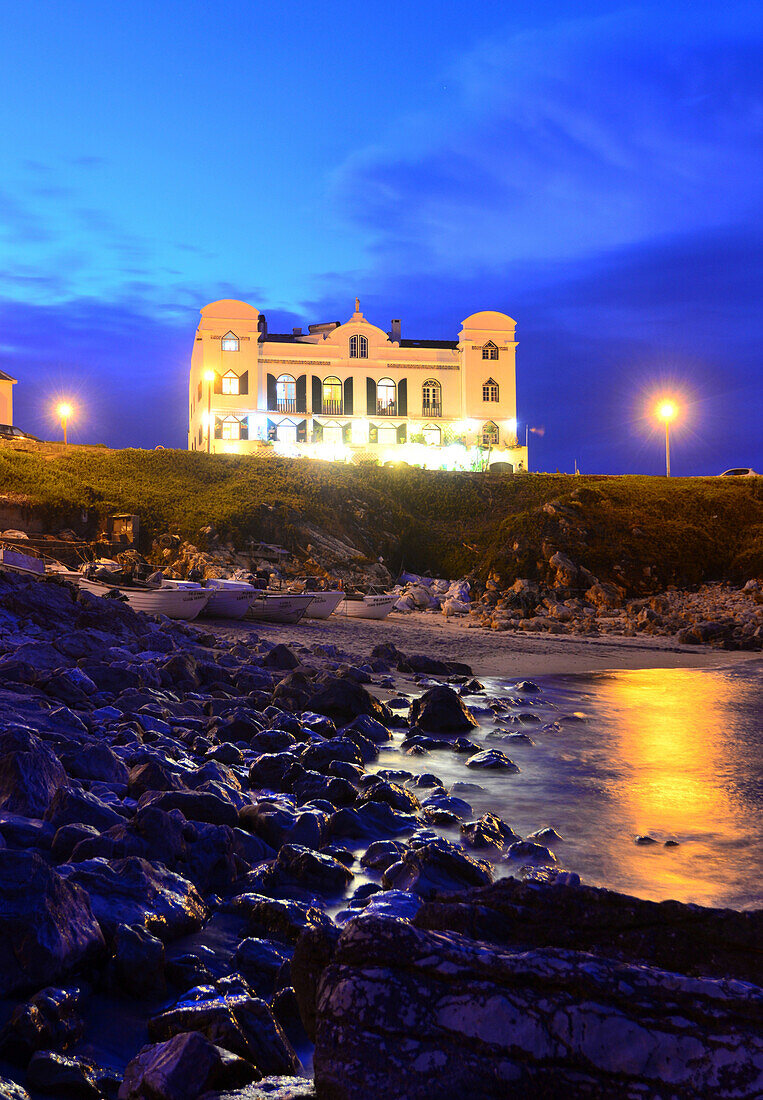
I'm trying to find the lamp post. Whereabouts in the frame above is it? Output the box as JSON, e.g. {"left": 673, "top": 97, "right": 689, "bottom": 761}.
{"left": 57, "top": 403, "right": 73, "bottom": 446}
{"left": 656, "top": 400, "right": 677, "bottom": 477}
{"left": 203, "top": 370, "right": 215, "bottom": 453}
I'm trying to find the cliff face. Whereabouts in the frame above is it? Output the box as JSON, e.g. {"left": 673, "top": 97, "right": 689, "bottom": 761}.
{"left": 0, "top": 443, "right": 760, "bottom": 593}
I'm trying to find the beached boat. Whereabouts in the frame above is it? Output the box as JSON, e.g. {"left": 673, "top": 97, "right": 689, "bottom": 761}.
{"left": 247, "top": 592, "right": 315, "bottom": 624}
{"left": 201, "top": 578, "right": 258, "bottom": 620}
{"left": 78, "top": 577, "right": 210, "bottom": 620}
{"left": 45, "top": 558, "right": 82, "bottom": 582}
{"left": 336, "top": 592, "right": 396, "bottom": 619}
{"left": 302, "top": 589, "right": 346, "bottom": 619}
{"left": 0, "top": 545, "right": 46, "bottom": 578}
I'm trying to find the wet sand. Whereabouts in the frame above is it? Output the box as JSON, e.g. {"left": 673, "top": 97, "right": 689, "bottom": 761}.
{"left": 208, "top": 610, "right": 760, "bottom": 678}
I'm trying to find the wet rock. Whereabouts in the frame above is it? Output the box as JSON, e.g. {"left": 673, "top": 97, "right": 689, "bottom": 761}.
{"left": 110, "top": 923, "right": 166, "bottom": 997}
{"left": 0, "top": 986, "right": 84, "bottom": 1063}
{"left": 357, "top": 778, "right": 420, "bottom": 814}
{"left": 198, "top": 1078, "right": 315, "bottom": 1100}
{"left": 149, "top": 994, "right": 300, "bottom": 1077}
{"left": 239, "top": 803, "right": 323, "bottom": 853}
{"left": 266, "top": 844, "right": 354, "bottom": 895}
{"left": 306, "top": 680, "right": 392, "bottom": 728}
{"left": 262, "top": 645, "right": 300, "bottom": 671}
{"left": 0, "top": 731, "right": 67, "bottom": 817}
{"left": 61, "top": 856, "right": 207, "bottom": 941}
{"left": 300, "top": 738, "right": 363, "bottom": 774}
{"left": 507, "top": 839, "right": 556, "bottom": 864}
{"left": 291, "top": 771, "right": 357, "bottom": 808}
{"left": 59, "top": 742, "right": 129, "bottom": 785}
{"left": 460, "top": 813, "right": 519, "bottom": 850}
{"left": 233, "top": 939, "right": 288, "bottom": 999}
{"left": 382, "top": 840, "right": 493, "bottom": 897}
{"left": 138, "top": 790, "right": 239, "bottom": 828}
{"left": 451, "top": 737, "right": 480, "bottom": 755}
{"left": 359, "top": 840, "right": 406, "bottom": 871}
{"left": 232, "top": 894, "right": 334, "bottom": 945}
{"left": 248, "top": 753, "right": 299, "bottom": 792}
{"left": 528, "top": 826, "right": 563, "bottom": 843}
{"left": 0, "top": 851, "right": 104, "bottom": 997}
{"left": 119, "top": 1031, "right": 259, "bottom": 1100}
{"left": 290, "top": 923, "right": 342, "bottom": 1043}
{"left": 312, "top": 914, "right": 763, "bottom": 1100}
{"left": 328, "top": 802, "right": 418, "bottom": 840}
{"left": 636, "top": 834, "right": 659, "bottom": 845}
{"left": 127, "top": 759, "right": 187, "bottom": 798}
{"left": 465, "top": 749, "right": 520, "bottom": 771}
{"left": 26, "top": 1050, "right": 101, "bottom": 1098}
{"left": 52, "top": 824, "right": 101, "bottom": 863}
{"left": 0, "top": 1076, "right": 31, "bottom": 1099}
{"left": 408, "top": 686, "right": 478, "bottom": 734}
{"left": 44, "top": 787, "right": 125, "bottom": 833}
{"left": 339, "top": 715, "right": 392, "bottom": 745}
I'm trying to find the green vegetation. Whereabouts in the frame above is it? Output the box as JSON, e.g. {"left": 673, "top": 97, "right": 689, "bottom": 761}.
{"left": 0, "top": 443, "right": 761, "bottom": 590}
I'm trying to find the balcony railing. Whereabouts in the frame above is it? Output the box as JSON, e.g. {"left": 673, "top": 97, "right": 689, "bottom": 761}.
{"left": 321, "top": 399, "right": 343, "bottom": 415}
{"left": 377, "top": 401, "right": 397, "bottom": 416}
{"left": 275, "top": 398, "right": 296, "bottom": 413}
{"left": 422, "top": 403, "right": 441, "bottom": 417}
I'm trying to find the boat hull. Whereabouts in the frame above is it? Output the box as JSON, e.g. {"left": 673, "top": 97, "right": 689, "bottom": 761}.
{"left": 203, "top": 587, "right": 256, "bottom": 619}
{"left": 247, "top": 593, "right": 315, "bottom": 623}
{"left": 337, "top": 595, "right": 396, "bottom": 620}
{"left": 78, "top": 578, "right": 210, "bottom": 620}
{"left": 302, "top": 590, "right": 346, "bottom": 619}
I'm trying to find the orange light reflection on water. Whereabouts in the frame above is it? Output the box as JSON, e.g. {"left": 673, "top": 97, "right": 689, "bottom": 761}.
{"left": 595, "top": 668, "right": 751, "bottom": 905}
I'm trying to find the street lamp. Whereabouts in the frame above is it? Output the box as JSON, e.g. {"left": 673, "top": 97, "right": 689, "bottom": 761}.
{"left": 656, "top": 399, "right": 677, "bottom": 477}
{"left": 203, "top": 370, "right": 215, "bottom": 453}
{"left": 57, "top": 403, "right": 73, "bottom": 446}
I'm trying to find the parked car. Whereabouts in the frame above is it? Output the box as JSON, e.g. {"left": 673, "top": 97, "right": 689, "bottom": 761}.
{"left": 0, "top": 424, "right": 40, "bottom": 442}
{"left": 719, "top": 468, "right": 759, "bottom": 477}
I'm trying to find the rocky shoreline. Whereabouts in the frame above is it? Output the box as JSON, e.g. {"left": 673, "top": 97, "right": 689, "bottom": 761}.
{"left": 0, "top": 571, "right": 760, "bottom": 1099}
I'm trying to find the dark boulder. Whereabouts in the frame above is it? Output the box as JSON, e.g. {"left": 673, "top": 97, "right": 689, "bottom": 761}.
{"left": 60, "top": 741, "right": 129, "bottom": 785}
{"left": 356, "top": 779, "right": 420, "bottom": 815}
{"left": 465, "top": 748, "right": 520, "bottom": 771}
{"left": 270, "top": 844, "right": 354, "bottom": 895}
{"left": 119, "top": 1031, "right": 259, "bottom": 1100}
{"left": 408, "top": 687, "right": 478, "bottom": 734}
{"left": 128, "top": 759, "right": 187, "bottom": 798}
{"left": 231, "top": 894, "right": 334, "bottom": 945}
{"left": 0, "top": 851, "right": 104, "bottom": 997}
{"left": 232, "top": 938, "right": 288, "bottom": 999}
{"left": 306, "top": 680, "right": 392, "bottom": 728}
{"left": 25, "top": 1051, "right": 102, "bottom": 1099}
{"left": 0, "top": 986, "right": 84, "bottom": 1063}
{"left": 291, "top": 771, "right": 357, "bottom": 808}
{"left": 300, "top": 739, "right": 363, "bottom": 774}
{"left": 239, "top": 804, "right": 325, "bottom": 852}
{"left": 382, "top": 840, "right": 493, "bottom": 897}
{"left": 0, "top": 731, "right": 67, "bottom": 817}
{"left": 138, "top": 790, "right": 239, "bottom": 829}
{"left": 110, "top": 923, "right": 166, "bottom": 997}
{"left": 262, "top": 645, "right": 300, "bottom": 671}
{"left": 460, "top": 812, "right": 519, "bottom": 850}
{"left": 61, "top": 856, "right": 207, "bottom": 941}
{"left": 44, "top": 787, "right": 125, "bottom": 833}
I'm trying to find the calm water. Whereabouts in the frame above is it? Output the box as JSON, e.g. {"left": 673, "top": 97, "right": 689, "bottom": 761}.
{"left": 377, "top": 660, "right": 763, "bottom": 910}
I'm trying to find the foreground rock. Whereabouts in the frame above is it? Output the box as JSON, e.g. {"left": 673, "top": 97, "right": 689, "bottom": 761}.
{"left": 311, "top": 913, "right": 763, "bottom": 1099}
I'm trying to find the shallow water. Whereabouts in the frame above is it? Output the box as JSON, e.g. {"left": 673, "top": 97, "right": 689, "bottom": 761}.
{"left": 378, "top": 660, "right": 763, "bottom": 910}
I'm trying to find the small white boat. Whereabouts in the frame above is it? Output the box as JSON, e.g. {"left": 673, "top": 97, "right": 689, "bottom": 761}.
{"left": 302, "top": 590, "right": 346, "bottom": 619}
{"left": 45, "top": 558, "right": 82, "bottom": 582}
{"left": 78, "top": 577, "right": 210, "bottom": 620}
{"left": 247, "top": 592, "right": 315, "bottom": 624}
{"left": 202, "top": 578, "right": 258, "bottom": 620}
{"left": 0, "top": 546, "right": 46, "bottom": 578}
{"left": 337, "top": 593, "right": 396, "bottom": 619}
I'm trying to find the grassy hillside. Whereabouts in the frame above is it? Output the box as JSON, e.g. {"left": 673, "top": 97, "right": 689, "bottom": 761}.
{"left": 0, "top": 443, "right": 760, "bottom": 590}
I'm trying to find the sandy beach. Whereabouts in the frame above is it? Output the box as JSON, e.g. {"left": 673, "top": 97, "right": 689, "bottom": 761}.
{"left": 210, "top": 610, "right": 761, "bottom": 678}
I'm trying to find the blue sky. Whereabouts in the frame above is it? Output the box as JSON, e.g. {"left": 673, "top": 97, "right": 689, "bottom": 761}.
{"left": 0, "top": 0, "right": 760, "bottom": 474}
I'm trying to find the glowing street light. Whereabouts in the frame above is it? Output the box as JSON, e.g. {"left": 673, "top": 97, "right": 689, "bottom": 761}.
{"left": 655, "top": 399, "right": 677, "bottom": 477}
{"left": 203, "top": 369, "right": 215, "bottom": 454}
{"left": 57, "top": 402, "right": 73, "bottom": 445}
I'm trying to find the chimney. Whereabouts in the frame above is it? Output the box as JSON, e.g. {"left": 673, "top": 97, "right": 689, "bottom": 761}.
{"left": 293, "top": 327, "right": 303, "bottom": 336}
{"left": 390, "top": 319, "right": 401, "bottom": 342}
{"left": 257, "top": 313, "right": 267, "bottom": 337}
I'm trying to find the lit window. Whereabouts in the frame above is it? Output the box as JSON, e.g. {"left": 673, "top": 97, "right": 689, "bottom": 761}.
{"left": 221, "top": 416, "right": 241, "bottom": 440}
{"left": 222, "top": 331, "right": 239, "bottom": 351}
{"left": 322, "top": 420, "right": 343, "bottom": 446}
{"left": 377, "top": 378, "right": 396, "bottom": 414}
{"left": 482, "top": 421, "right": 499, "bottom": 446}
{"left": 277, "top": 420, "right": 297, "bottom": 444}
{"left": 377, "top": 426, "right": 398, "bottom": 445}
{"left": 482, "top": 378, "right": 499, "bottom": 402}
{"left": 349, "top": 334, "right": 368, "bottom": 358}
{"left": 422, "top": 379, "right": 441, "bottom": 415}
{"left": 423, "top": 425, "right": 441, "bottom": 445}
{"left": 222, "top": 370, "right": 240, "bottom": 395}
{"left": 322, "top": 376, "right": 342, "bottom": 414}
{"left": 482, "top": 341, "right": 499, "bottom": 360}
{"left": 276, "top": 374, "right": 296, "bottom": 412}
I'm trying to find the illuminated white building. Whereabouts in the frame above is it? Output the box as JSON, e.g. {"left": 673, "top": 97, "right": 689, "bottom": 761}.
{"left": 188, "top": 299, "right": 528, "bottom": 471}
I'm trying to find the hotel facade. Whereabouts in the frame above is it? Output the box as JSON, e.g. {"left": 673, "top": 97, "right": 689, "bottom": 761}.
{"left": 188, "top": 299, "right": 528, "bottom": 471}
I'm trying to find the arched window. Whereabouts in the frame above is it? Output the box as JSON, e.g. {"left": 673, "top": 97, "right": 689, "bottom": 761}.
{"left": 482, "top": 341, "right": 499, "bottom": 360}
{"left": 322, "top": 376, "right": 343, "bottom": 415}
{"left": 377, "top": 378, "right": 396, "bottom": 415}
{"left": 422, "top": 379, "right": 441, "bottom": 416}
{"left": 222, "top": 331, "right": 239, "bottom": 351}
{"left": 221, "top": 415, "right": 242, "bottom": 440}
{"left": 349, "top": 334, "right": 368, "bottom": 358}
{"left": 276, "top": 374, "right": 296, "bottom": 413}
{"left": 322, "top": 420, "right": 343, "bottom": 446}
{"left": 481, "top": 421, "right": 499, "bottom": 446}
{"left": 482, "top": 378, "right": 499, "bottom": 402}
{"left": 277, "top": 419, "right": 297, "bottom": 444}
{"left": 423, "top": 424, "right": 441, "bottom": 446}
{"left": 222, "top": 370, "right": 240, "bottom": 395}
